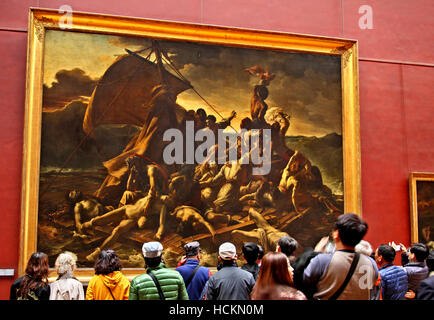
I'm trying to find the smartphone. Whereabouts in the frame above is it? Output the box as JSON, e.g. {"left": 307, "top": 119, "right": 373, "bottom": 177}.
{"left": 325, "top": 241, "right": 336, "bottom": 254}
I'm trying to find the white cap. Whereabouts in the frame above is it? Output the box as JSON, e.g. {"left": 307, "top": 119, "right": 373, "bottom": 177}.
{"left": 142, "top": 241, "right": 163, "bottom": 258}
{"left": 219, "top": 242, "right": 237, "bottom": 260}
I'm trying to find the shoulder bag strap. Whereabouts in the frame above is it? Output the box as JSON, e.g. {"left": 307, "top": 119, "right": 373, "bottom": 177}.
{"left": 329, "top": 252, "right": 360, "bottom": 300}
{"left": 103, "top": 284, "right": 116, "bottom": 300}
{"left": 185, "top": 265, "right": 201, "bottom": 288}
{"left": 148, "top": 271, "right": 165, "bottom": 300}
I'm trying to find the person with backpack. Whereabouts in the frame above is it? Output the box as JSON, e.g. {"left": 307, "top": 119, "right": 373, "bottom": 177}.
{"left": 129, "top": 241, "right": 188, "bottom": 300}
{"left": 302, "top": 213, "right": 379, "bottom": 300}
{"left": 176, "top": 241, "right": 211, "bottom": 300}
{"left": 86, "top": 249, "right": 130, "bottom": 300}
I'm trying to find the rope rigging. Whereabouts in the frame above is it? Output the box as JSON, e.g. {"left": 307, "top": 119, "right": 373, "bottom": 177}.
{"left": 40, "top": 41, "right": 239, "bottom": 199}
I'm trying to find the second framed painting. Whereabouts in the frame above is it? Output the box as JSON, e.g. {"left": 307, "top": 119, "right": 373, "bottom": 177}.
{"left": 409, "top": 172, "right": 434, "bottom": 247}
{"left": 21, "top": 9, "right": 360, "bottom": 280}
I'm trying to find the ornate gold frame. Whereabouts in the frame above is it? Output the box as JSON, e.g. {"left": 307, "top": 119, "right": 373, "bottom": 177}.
{"left": 20, "top": 8, "right": 361, "bottom": 281}
{"left": 409, "top": 172, "right": 434, "bottom": 244}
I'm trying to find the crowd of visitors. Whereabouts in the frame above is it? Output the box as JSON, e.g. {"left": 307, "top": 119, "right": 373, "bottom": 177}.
{"left": 9, "top": 213, "right": 434, "bottom": 300}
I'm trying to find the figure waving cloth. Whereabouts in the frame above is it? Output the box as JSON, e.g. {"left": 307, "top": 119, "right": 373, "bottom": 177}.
{"left": 244, "top": 65, "right": 275, "bottom": 128}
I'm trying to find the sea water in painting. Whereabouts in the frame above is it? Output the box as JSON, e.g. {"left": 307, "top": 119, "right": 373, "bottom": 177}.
{"left": 38, "top": 30, "right": 344, "bottom": 268}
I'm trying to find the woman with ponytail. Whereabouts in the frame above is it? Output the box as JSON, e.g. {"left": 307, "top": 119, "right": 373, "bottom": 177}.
{"left": 49, "top": 251, "right": 84, "bottom": 300}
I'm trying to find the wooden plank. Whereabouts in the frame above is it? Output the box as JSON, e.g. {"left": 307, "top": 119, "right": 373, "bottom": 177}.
{"left": 128, "top": 230, "right": 158, "bottom": 244}
{"left": 90, "top": 208, "right": 290, "bottom": 255}
{"left": 278, "top": 213, "right": 303, "bottom": 231}
{"left": 275, "top": 210, "right": 299, "bottom": 225}
{"left": 168, "top": 213, "right": 276, "bottom": 246}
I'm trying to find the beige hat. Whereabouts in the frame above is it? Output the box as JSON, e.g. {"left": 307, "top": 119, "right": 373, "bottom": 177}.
{"left": 219, "top": 242, "right": 237, "bottom": 260}
{"left": 142, "top": 241, "right": 163, "bottom": 258}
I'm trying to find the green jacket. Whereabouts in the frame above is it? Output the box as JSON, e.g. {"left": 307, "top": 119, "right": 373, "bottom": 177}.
{"left": 129, "top": 263, "right": 189, "bottom": 300}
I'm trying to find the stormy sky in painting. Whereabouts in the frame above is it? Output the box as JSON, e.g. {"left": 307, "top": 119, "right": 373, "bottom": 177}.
{"left": 43, "top": 30, "right": 342, "bottom": 137}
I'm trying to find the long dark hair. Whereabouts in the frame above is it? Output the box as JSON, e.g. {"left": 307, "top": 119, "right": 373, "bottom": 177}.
{"left": 250, "top": 252, "right": 293, "bottom": 300}
{"left": 19, "top": 252, "right": 49, "bottom": 298}
{"left": 94, "top": 249, "right": 122, "bottom": 275}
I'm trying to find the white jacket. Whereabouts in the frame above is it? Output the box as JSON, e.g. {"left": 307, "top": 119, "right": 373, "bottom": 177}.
{"left": 49, "top": 277, "right": 85, "bottom": 300}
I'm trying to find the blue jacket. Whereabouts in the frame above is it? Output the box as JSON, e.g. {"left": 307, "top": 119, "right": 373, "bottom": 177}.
{"left": 379, "top": 264, "right": 408, "bottom": 300}
{"left": 176, "top": 259, "right": 210, "bottom": 300}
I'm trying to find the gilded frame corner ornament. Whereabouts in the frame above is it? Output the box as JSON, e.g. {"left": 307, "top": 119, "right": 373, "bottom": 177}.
{"left": 20, "top": 8, "right": 361, "bottom": 281}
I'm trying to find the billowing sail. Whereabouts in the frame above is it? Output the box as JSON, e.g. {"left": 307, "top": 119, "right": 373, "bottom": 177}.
{"left": 87, "top": 49, "right": 193, "bottom": 203}
{"left": 83, "top": 52, "right": 191, "bottom": 136}
{"left": 94, "top": 85, "right": 187, "bottom": 203}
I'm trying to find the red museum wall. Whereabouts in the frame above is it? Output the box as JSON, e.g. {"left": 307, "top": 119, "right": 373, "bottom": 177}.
{"left": 0, "top": 0, "right": 433, "bottom": 299}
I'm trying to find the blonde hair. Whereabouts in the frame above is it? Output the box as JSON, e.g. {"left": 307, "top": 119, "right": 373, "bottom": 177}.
{"left": 55, "top": 251, "right": 77, "bottom": 277}
{"left": 355, "top": 240, "right": 373, "bottom": 256}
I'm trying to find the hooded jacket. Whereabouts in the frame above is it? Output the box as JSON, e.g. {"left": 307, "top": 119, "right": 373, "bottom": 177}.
{"left": 86, "top": 271, "right": 130, "bottom": 300}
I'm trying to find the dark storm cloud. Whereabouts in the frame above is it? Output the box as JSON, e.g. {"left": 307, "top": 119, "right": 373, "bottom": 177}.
{"left": 158, "top": 40, "right": 342, "bottom": 135}
{"left": 43, "top": 68, "right": 98, "bottom": 111}
{"left": 100, "top": 36, "right": 342, "bottom": 135}
{"left": 107, "top": 36, "right": 152, "bottom": 50}
{"left": 161, "top": 40, "right": 340, "bottom": 81}
{"left": 268, "top": 67, "right": 342, "bottom": 132}
{"left": 40, "top": 100, "right": 140, "bottom": 169}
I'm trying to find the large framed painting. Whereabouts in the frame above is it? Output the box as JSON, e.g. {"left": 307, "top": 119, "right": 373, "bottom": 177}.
{"left": 409, "top": 172, "right": 434, "bottom": 247}
{"left": 20, "top": 8, "right": 361, "bottom": 280}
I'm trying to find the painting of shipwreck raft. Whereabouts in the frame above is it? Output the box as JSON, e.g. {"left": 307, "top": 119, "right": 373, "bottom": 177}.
{"left": 37, "top": 29, "right": 344, "bottom": 268}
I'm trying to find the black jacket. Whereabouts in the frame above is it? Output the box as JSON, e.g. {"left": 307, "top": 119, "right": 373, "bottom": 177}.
{"left": 416, "top": 275, "right": 434, "bottom": 300}
{"left": 292, "top": 249, "right": 320, "bottom": 299}
{"left": 241, "top": 263, "right": 260, "bottom": 281}
{"left": 10, "top": 276, "right": 50, "bottom": 300}
{"left": 207, "top": 262, "right": 255, "bottom": 300}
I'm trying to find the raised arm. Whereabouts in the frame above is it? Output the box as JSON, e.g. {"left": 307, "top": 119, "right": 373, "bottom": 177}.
{"left": 279, "top": 113, "right": 290, "bottom": 136}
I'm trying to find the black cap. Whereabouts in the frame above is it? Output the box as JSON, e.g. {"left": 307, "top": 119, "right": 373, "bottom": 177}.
{"left": 184, "top": 241, "right": 201, "bottom": 257}
{"left": 242, "top": 242, "right": 259, "bottom": 264}
{"left": 243, "top": 242, "right": 259, "bottom": 250}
